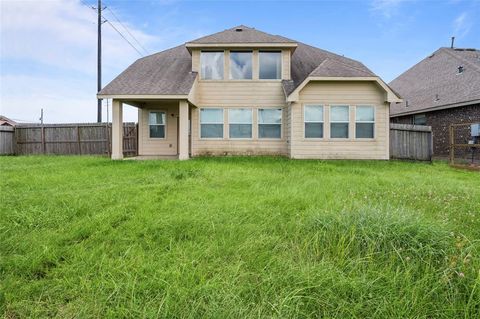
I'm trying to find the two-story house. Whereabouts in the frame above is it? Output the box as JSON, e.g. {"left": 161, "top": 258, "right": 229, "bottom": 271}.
{"left": 98, "top": 25, "right": 401, "bottom": 160}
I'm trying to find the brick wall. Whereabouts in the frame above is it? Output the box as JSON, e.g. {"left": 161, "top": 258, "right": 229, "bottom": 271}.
{"left": 391, "top": 104, "right": 480, "bottom": 155}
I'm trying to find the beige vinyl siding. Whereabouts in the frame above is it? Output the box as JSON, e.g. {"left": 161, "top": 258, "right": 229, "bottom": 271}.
{"left": 285, "top": 104, "right": 292, "bottom": 155}
{"left": 191, "top": 50, "right": 200, "bottom": 72}
{"left": 138, "top": 102, "right": 178, "bottom": 156}
{"left": 191, "top": 80, "right": 288, "bottom": 156}
{"left": 282, "top": 50, "right": 291, "bottom": 80}
{"left": 290, "top": 81, "right": 389, "bottom": 159}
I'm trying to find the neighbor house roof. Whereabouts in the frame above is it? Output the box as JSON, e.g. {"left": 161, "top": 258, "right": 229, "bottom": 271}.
{"left": 99, "top": 26, "right": 380, "bottom": 98}
{"left": 0, "top": 115, "right": 17, "bottom": 126}
{"left": 390, "top": 47, "right": 480, "bottom": 116}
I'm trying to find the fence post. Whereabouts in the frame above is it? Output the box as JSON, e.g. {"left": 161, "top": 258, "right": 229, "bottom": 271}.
{"left": 449, "top": 125, "right": 454, "bottom": 165}
{"left": 77, "top": 125, "right": 81, "bottom": 155}
{"left": 41, "top": 126, "right": 46, "bottom": 154}
{"left": 106, "top": 123, "right": 111, "bottom": 157}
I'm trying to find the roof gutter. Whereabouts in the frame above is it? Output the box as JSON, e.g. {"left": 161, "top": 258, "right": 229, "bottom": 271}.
{"left": 96, "top": 94, "right": 189, "bottom": 100}
{"left": 390, "top": 99, "right": 480, "bottom": 117}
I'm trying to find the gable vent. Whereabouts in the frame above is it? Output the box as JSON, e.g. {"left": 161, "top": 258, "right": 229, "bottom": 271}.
{"left": 235, "top": 28, "right": 243, "bottom": 32}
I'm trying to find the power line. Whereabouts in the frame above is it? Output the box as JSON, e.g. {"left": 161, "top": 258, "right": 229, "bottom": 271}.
{"left": 105, "top": 19, "right": 144, "bottom": 56}
{"left": 80, "top": 0, "right": 144, "bottom": 57}
{"left": 105, "top": 5, "right": 149, "bottom": 55}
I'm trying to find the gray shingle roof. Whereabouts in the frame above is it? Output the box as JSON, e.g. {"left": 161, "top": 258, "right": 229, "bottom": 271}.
{"left": 99, "top": 45, "right": 196, "bottom": 96}
{"left": 284, "top": 43, "right": 376, "bottom": 95}
{"left": 390, "top": 47, "right": 480, "bottom": 116}
{"left": 187, "top": 25, "right": 296, "bottom": 44}
{"left": 100, "top": 26, "right": 377, "bottom": 97}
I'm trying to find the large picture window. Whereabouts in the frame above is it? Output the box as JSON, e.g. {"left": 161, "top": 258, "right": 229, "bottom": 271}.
{"left": 201, "top": 51, "right": 224, "bottom": 80}
{"left": 259, "top": 51, "right": 282, "bottom": 79}
{"left": 330, "top": 105, "right": 349, "bottom": 138}
{"left": 229, "top": 108, "right": 252, "bottom": 138}
{"left": 355, "top": 105, "right": 375, "bottom": 138}
{"left": 304, "top": 105, "right": 324, "bottom": 138}
{"left": 258, "top": 108, "right": 282, "bottom": 138}
{"left": 230, "top": 51, "right": 252, "bottom": 80}
{"left": 200, "top": 108, "right": 223, "bottom": 138}
{"left": 149, "top": 111, "right": 166, "bottom": 138}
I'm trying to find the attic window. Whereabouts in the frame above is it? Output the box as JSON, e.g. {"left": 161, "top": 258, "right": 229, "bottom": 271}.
{"left": 457, "top": 66, "right": 464, "bottom": 74}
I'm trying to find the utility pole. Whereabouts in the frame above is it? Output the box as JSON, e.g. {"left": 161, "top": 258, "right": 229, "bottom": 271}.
{"left": 97, "top": 0, "right": 102, "bottom": 123}
{"left": 39, "top": 108, "right": 44, "bottom": 124}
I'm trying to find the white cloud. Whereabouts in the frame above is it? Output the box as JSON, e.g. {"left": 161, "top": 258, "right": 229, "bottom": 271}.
{"left": 370, "top": 0, "right": 408, "bottom": 18}
{"left": 0, "top": 0, "right": 154, "bottom": 75}
{"left": 453, "top": 12, "right": 473, "bottom": 38}
{"left": 0, "top": 0, "right": 160, "bottom": 123}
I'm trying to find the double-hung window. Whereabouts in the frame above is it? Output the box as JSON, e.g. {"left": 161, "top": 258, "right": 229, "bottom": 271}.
{"left": 229, "top": 108, "right": 252, "bottom": 138}
{"left": 201, "top": 51, "right": 224, "bottom": 80}
{"left": 200, "top": 108, "right": 223, "bottom": 138}
{"left": 355, "top": 105, "right": 375, "bottom": 138}
{"left": 149, "top": 111, "right": 166, "bottom": 138}
{"left": 330, "top": 105, "right": 349, "bottom": 138}
{"left": 304, "top": 105, "right": 324, "bottom": 138}
{"left": 258, "top": 108, "right": 282, "bottom": 139}
{"left": 413, "top": 114, "right": 426, "bottom": 125}
{"left": 259, "top": 51, "right": 282, "bottom": 79}
{"left": 230, "top": 51, "right": 252, "bottom": 80}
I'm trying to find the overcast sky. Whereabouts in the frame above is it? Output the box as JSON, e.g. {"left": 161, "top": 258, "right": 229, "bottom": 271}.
{"left": 1, "top": 0, "right": 479, "bottom": 124}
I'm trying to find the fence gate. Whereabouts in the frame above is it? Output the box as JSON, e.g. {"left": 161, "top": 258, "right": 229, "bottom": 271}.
{"left": 122, "top": 124, "right": 138, "bottom": 157}
{"left": 449, "top": 123, "right": 480, "bottom": 169}
{"left": 0, "top": 126, "right": 15, "bottom": 155}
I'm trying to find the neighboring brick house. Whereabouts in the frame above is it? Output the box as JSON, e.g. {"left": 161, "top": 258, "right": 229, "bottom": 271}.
{"left": 390, "top": 47, "right": 480, "bottom": 156}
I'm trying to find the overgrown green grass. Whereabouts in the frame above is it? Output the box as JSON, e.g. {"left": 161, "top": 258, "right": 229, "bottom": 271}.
{"left": 1, "top": 156, "right": 479, "bottom": 318}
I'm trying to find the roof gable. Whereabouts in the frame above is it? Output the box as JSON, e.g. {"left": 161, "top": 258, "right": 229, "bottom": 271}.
{"left": 390, "top": 47, "right": 480, "bottom": 116}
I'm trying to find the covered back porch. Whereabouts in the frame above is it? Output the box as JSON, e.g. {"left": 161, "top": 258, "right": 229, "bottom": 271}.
{"left": 111, "top": 98, "right": 192, "bottom": 160}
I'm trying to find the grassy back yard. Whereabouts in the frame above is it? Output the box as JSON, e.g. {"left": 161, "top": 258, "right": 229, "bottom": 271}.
{"left": 1, "top": 156, "right": 479, "bottom": 318}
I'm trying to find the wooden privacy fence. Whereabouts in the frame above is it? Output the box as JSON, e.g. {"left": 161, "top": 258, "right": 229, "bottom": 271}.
{"left": 0, "top": 126, "right": 15, "bottom": 155}
{"left": 12, "top": 123, "right": 137, "bottom": 156}
{"left": 390, "top": 123, "right": 432, "bottom": 161}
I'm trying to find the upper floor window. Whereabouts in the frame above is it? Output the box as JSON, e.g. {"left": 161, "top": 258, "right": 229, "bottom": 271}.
{"left": 304, "top": 105, "right": 324, "bottom": 138}
{"left": 200, "top": 108, "right": 224, "bottom": 138}
{"left": 259, "top": 51, "right": 282, "bottom": 79}
{"left": 330, "top": 105, "right": 349, "bottom": 139}
{"left": 149, "top": 111, "right": 166, "bottom": 138}
{"left": 258, "top": 108, "right": 282, "bottom": 138}
{"left": 355, "top": 105, "right": 375, "bottom": 138}
{"left": 230, "top": 51, "right": 252, "bottom": 80}
{"left": 201, "top": 51, "right": 224, "bottom": 80}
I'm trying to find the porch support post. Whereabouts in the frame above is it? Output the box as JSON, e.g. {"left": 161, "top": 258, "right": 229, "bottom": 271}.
{"left": 178, "top": 100, "right": 189, "bottom": 160}
{"left": 111, "top": 99, "right": 123, "bottom": 160}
